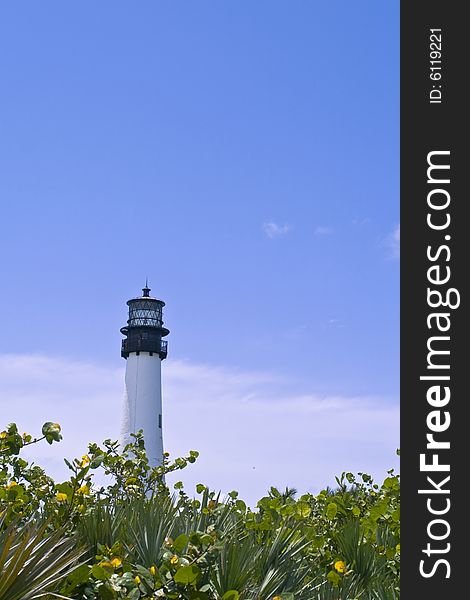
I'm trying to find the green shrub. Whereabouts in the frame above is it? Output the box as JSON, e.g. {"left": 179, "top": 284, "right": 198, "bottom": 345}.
{"left": 1, "top": 421, "right": 399, "bottom": 600}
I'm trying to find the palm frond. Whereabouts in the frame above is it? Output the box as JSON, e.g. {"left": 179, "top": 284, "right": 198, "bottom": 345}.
{"left": 0, "top": 515, "right": 84, "bottom": 600}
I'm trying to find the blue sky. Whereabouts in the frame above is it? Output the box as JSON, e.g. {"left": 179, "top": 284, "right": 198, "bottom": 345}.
{"left": 0, "top": 2, "right": 399, "bottom": 504}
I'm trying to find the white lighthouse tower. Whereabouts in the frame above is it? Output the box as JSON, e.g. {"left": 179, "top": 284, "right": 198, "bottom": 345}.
{"left": 120, "top": 283, "right": 169, "bottom": 466}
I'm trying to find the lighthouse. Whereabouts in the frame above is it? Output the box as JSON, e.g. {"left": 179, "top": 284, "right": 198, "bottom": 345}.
{"left": 120, "top": 283, "right": 169, "bottom": 466}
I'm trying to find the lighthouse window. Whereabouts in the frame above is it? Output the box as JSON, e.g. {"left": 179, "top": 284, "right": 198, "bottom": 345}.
{"left": 158, "top": 414, "right": 162, "bottom": 428}
{"left": 128, "top": 301, "right": 163, "bottom": 327}
{"left": 141, "top": 332, "right": 149, "bottom": 340}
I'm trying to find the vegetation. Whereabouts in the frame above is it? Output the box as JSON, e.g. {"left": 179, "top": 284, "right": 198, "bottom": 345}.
{"left": 0, "top": 421, "right": 399, "bottom": 600}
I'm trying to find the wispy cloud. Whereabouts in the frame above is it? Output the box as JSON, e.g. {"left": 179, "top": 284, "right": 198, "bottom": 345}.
{"left": 262, "top": 221, "right": 292, "bottom": 239}
{"left": 384, "top": 224, "right": 400, "bottom": 258}
{"left": 0, "top": 354, "right": 399, "bottom": 505}
{"left": 352, "top": 217, "right": 371, "bottom": 227}
{"left": 314, "top": 226, "right": 333, "bottom": 236}
{"left": 325, "top": 318, "right": 346, "bottom": 329}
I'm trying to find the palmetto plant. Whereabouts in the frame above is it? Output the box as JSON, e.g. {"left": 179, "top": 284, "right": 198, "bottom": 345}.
{"left": 0, "top": 515, "right": 84, "bottom": 600}
{"left": 75, "top": 489, "right": 237, "bottom": 567}
{"left": 208, "top": 524, "right": 315, "bottom": 600}
{"left": 312, "top": 520, "right": 399, "bottom": 600}
{"left": 121, "top": 495, "right": 182, "bottom": 566}
{"left": 76, "top": 493, "right": 182, "bottom": 564}
{"left": 76, "top": 499, "right": 134, "bottom": 560}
